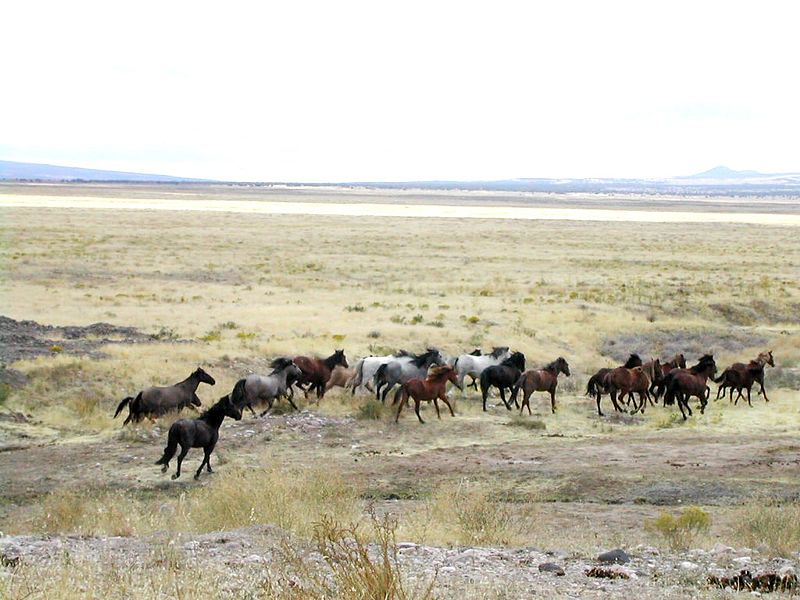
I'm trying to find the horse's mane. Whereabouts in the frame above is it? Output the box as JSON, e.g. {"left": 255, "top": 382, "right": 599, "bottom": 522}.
{"left": 490, "top": 346, "right": 508, "bottom": 358}
{"left": 270, "top": 356, "right": 294, "bottom": 371}
{"left": 428, "top": 365, "right": 453, "bottom": 377}
{"left": 200, "top": 396, "right": 228, "bottom": 421}
{"left": 323, "top": 350, "right": 345, "bottom": 369}
{"left": 502, "top": 352, "right": 525, "bottom": 370}
{"left": 395, "top": 349, "right": 410, "bottom": 357}
{"left": 469, "top": 348, "right": 483, "bottom": 356}
{"left": 412, "top": 349, "right": 438, "bottom": 367}
{"left": 623, "top": 354, "right": 642, "bottom": 368}
{"left": 689, "top": 354, "right": 715, "bottom": 373}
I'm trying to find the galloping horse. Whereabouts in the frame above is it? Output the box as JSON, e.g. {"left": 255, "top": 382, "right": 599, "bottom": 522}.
{"left": 393, "top": 365, "right": 460, "bottom": 424}
{"left": 604, "top": 365, "right": 652, "bottom": 415}
{"left": 512, "top": 357, "right": 570, "bottom": 415}
{"left": 325, "top": 365, "right": 357, "bottom": 392}
{"left": 663, "top": 354, "right": 717, "bottom": 420}
{"left": 714, "top": 350, "right": 775, "bottom": 405}
{"left": 652, "top": 353, "right": 687, "bottom": 400}
{"left": 479, "top": 352, "right": 526, "bottom": 411}
{"left": 586, "top": 354, "right": 642, "bottom": 416}
{"left": 155, "top": 394, "right": 242, "bottom": 480}
{"left": 453, "top": 346, "right": 511, "bottom": 392}
{"left": 229, "top": 357, "right": 302, "bottom": 416}
{"left": 293, "top": 350, "right": 348, "bottom": 400}
{"left": 114, "top": 367, "right": 215, "bottom": 426}
{"left": 349, "top": 350, "right": 409, "bottom": 394}
{"left": 374, "top": 348, "right": 446, "bottom": 403}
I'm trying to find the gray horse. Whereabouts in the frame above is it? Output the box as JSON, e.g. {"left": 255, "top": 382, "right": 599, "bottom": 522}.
{"left": 374, "top": 348, "right": 446, "bottom": 403}
{"left": 229, "top": 357, "right": 302, "bottom": 417}
{"left": 349, "top": 350, "right": 410, "bottom": 394}
{"left": 114, "top": 367, "right": 215, "bottom": 426}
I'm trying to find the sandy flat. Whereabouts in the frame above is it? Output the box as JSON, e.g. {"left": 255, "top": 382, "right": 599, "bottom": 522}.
{"left": 2, "top": 193, "right": 800, "bottom": 225}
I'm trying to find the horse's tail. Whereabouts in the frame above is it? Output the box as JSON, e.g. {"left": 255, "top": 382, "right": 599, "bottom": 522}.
{"left": 713, "top": 370, "right": 728, "bottom": 384}
{"left": 453, "top": 356, "right": 460, "bottom": 371}
{"left": 510, "top": 373, "right": 525, "bottom": 404}
{"left": 114, "top": 396, "right": 134, "bottom": 418}
{"left": 663, "top": 375, "right": 679, "bottom": 406}
{"left": 229, "top": 379, "right": 247, "bottom": 409}
{"left": 155, "top": 425, "right": 179, "bottom": 465}
{"left": 350, "top": 358, "right": 365, "bottom": 391}
{"left": 586, "top": 376, "right": 597, "bottom": 397}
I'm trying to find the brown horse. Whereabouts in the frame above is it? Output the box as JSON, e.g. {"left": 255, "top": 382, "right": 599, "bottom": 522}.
{"left": 512, "top": 357, "right": 570, "bottom": 415}
{"left": 632, "top": 358, "right": 661, "bottom": 413}
{"left": 293, "top": 349, "right": 348, "bottom": 400}
{"left": 587, "top": 354, "right": 642, "bottom": 416}
{"left": 604, "top": 365, "right": 652, "bottom": 415}
{"left": 652, "top": 353, "right": 687, "bottom": 400}
{"left": 714, "top": 350, "right": 774, "bottom": 405}
{"left": 325, "top": 365, "right": 356, "bottom": 392}
{"left": 114, "top": 367, "right": 215, "bottom": 426}
{"left": 393, "top": 365, "right": 460, "bottom": 424}
{"left": 663, "top": 354, "right": 717, "bottom": 420}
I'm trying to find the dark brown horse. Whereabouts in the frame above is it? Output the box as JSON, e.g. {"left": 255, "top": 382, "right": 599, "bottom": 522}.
{"left": 604, "top": 365, "right": 652, "bottom": 415}
{"left": 479, "top": 352, "right": 526, "bottom": 412}
{"left": 663, "top": 354, "right": 717, "bottom": 420}
{"left": 587, "top": 354, "right": 642, "bottom": 416}
{"left": 293, "top": 349, "right": 348, "bottom": 400}
{"left": 512, "top": 357, "right": 570, "bottom": 415}
{"left": 652, "top": 353, "right": 687, "bottom": 400}
{"left": 114, "top": 367, "right": 215, "bottom": 426}
{"left": 714, "top": 350, "right": 774, "bottom": 405}
{"left": 155, "top": 394, "right": 242, "bottom": 480}
{"left": 393, "top": 365, "right": 460, "bottom": 424}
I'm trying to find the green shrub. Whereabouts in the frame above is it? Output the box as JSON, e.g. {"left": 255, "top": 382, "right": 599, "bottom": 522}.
{"left": 645, "top": 506, "right": 710, "bottom": 550}
{"left": 357, "top": 399, "right": 385, "bottom": 421}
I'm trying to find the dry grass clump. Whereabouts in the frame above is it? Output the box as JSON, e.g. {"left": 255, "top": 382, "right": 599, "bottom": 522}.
{"left": 733, "top": 499, "right": 800, "bottom": 557}
{"left": 183, "top": 465, "right": 360, "bottom": 537}
{"left": 644, "top": 506, "right": 711, "bottom": 550}
{"left": 402, "top": 480, "right": 519, "bottom": 547}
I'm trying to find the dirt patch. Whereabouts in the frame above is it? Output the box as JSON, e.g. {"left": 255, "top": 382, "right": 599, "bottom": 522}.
{"left": 600, "top": 329, "right": 769, "bottom": 362}
{"left": 0, "top": 315, "right": 161, "bottom": 364}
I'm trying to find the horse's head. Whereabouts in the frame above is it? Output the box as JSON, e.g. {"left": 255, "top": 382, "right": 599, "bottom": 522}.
{"left": 334, "top": 349, "right": 348, "bottom": 368}
{"left": 557, "top": 357, "right": 571, "bottom": 377}
{"left": 222, "top": 395, "right": 242, "bottom": 421}
{"left": 194, "top": 367, "right": 216, "bottom": 386}
{"left": 504, "top": 352, "right": 526, "bottom": 371}
{"left": 270, "top": 356, "right": 294, "bottom": 371}
{"left": 761, "top": 350, "right": 775, "bottom": 367}
{"left": 676, "top": 353, "right": 687, "bottom": 369}
{"left": 286, "top": 364, "right": 303, "bottom": 382}
{"left": 651, "top": 359, "right": 663, "bottom": 381}
{"left": 491, "top": 346, "right": 510, "bottom": 359}
{"left": 624, "top": 354, "right": 642, "bottom": 368}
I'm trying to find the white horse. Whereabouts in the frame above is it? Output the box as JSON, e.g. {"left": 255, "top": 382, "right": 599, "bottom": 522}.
{"left": 453, "top": 346, "right": 511, "bottom": 393}
{"left": 349, "top": 351, "right": 410, "bottom": 394}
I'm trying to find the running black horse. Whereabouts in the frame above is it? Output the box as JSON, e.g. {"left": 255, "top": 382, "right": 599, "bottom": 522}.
{"left": 479, "top": 351, "right": 526, "bottom": 411}
{"left": 155, "top": 394, "right": 242, "bottom": 480}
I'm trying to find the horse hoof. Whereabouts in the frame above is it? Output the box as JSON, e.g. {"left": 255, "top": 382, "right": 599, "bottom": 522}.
{"left": 161, "top": 465, "right": 168, "bottom": 473}
{"left": 171, "top": 473, "right": 179, "bottom": 480}
{"left": 194, "top": 474, "right": 200, "bottom": 481}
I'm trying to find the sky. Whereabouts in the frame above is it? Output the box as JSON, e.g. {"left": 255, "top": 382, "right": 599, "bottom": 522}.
{"left": 2, "top": 1, "right": 799, "bottom": 182}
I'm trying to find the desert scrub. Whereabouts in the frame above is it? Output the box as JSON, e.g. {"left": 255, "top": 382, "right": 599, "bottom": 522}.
{"left": 357, "top": 399, "right": 385, "bottom": 420}
{"left": 645, "top": 506, "right": 711, "bottom": 550}
{"left": 734, "top": 499, "right": 800, "bottom": 557}
{"left": 507, "top": 415, "right": 546, "bottom": 431}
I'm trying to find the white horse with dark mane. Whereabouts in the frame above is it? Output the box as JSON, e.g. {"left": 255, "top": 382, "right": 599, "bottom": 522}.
{"left": 349, "top": 350, "right": 411, "bottom": 394}
{"left": 453, "top": 346, "right": 511, "bottom": 393}
{"left": 373, "top": 348, "right": 447, "bottom": 403}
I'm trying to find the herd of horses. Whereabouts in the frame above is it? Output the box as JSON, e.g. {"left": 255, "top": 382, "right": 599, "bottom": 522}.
{"left": 113, "top": 346, "right": 775, "bottom": 480}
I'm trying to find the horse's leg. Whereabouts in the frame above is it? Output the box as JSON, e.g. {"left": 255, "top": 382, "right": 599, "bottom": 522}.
{"left": 760, "top": 380, "right": 769, "bottom": 402}
{"left": 441, "top": 394, "right": 455, "bottom": 417}
{"left": 550, "top": 389, "right": 557, "bottom": 414}
{"left": 195, "top": 449, "right": 211, "bottom": 480}
{"left": 246, "top": 403, "right": 257, "bottom": 418}
{"left": 596, "top": 392, "right": 604, "bottom": 417}
{"left": 172, "top": 444, "right": 190, "bottom": 480}
{"left": 433, "top": 398, "right": 441, "bottom": 419}
{"left": 746, "top": 386, "right": 752, "bottom": 407}
{"left": 381, "top": 383, "right": 394, "bottom": 404}
{"left": 499, "top": 387, "right": 511, "bottom": 410}
{"left": 394, "top": 393, "right": 405, "bottom": 423}
{"left": 678, "top": 396, "right": 688, "bottom": 420}
{"left": 414, "top": 399, "right": 425, "bottom": 424}
{"left": 287, "top": 392, "right": 299, "bottom": 411}
{"left": 482, "top": 386, "right": 489, "bottom": 412}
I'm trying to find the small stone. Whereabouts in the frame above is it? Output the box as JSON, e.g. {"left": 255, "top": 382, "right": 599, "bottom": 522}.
{"left": 538, "top": 562, "right": 565, "bottom": 576}
{"left": 597, "top": 549, "right": 630, "bottom": 564}
{"left": 680, "top": 561, "right": 699, "bottom": 570}
{"left": 711, "top": 543, "right": 734, "bottom": 554}
{"left": 733, "top": 556, "right": 752, "bottom": 565}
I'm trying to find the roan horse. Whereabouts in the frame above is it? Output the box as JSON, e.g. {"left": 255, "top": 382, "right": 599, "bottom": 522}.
{"left": 229, "top": 357, "right": 303, "bottom": 417}
{"left": 663, "top": 354, "right": 717, "bottom": 420}
{"left": 479, "top": 351, "right": 526, "bottom": 412}
{"left": 512, "top": 357, "right": 571, "bottom": 415}
{"left": 453, "top": 346, "right": 511, "bottom": 393}
{"left": 114, "top": 367, "right": 215, "bottom": 426}
{"left": 714, "top": 350, "right": 775, "bottom": 405}
{"left": 349, "top": 350, "right": 410, "bottom": 394}
{"left": 393, "top": 365, "right": 460, "bottom": 424}
{"left": 293, "top": 350, "right": 348, "bottom": 400}
{"left": 374, "top": 348, "right": 446, "bottom": 403}
{"left": 586, "top": 354, "right": 642, "bottom": 416}
{"left": 155, "top": 394, "right": 242, "bottom": 480}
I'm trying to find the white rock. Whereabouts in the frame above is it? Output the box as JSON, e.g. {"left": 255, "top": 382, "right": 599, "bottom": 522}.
{"left": 711, "top": 543, "right": 734, "bottom": 554}
{"left": 680, "top": 561, "right": 699, "bottom": 570}
{"left": 733, "top": 556, "right": 751, "bottom": 564}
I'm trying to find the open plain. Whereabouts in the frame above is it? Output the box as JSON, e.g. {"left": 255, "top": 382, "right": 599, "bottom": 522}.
{"left": 1, "top": 184, "right": 799, "bottom": 598}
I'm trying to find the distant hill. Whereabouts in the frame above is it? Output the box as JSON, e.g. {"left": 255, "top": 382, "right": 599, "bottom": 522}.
{"left": 0, "top": 160, "right": 203, "bottom": 182}
{"left": 684, "top": 166, "right": 764, "bottom": 179}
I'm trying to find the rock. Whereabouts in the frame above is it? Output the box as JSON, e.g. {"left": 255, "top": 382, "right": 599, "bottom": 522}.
{"left": 538, "top": 562, "right": 565, "bottom": 576}
{"left": 597, "top": 548, "right": 630, "bottom": 565}
{"left": 680, "top": 561, "right": 699, "bottom": 570}
{"left": 734, "top": 556, "right": 752, "bottom": 565}
{"left": 711, "top": 543, "right": 734, "bottom": 555}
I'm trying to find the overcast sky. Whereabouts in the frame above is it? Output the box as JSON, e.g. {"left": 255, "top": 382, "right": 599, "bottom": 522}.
{"left": 2, "top": 1, "right": 799, "bottom": 181}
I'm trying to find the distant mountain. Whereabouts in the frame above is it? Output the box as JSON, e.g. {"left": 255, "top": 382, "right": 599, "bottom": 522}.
{"left": 0, "top": 160, "right": 203, "bottom": 182}
{"left": 684, "top": 165, "right": 764, "bottom": 179}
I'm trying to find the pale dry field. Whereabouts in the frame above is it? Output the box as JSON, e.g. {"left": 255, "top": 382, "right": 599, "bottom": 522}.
{"left": 1, "top": 185, "right": 799, "bottom": 598}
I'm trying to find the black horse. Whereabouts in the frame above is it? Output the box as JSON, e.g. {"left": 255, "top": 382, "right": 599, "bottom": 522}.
{"left": 155, "top": 394, "right": 242, "bottom": 480}
{"left": 479, "top": 351, "right": 525, "bottom": 411}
